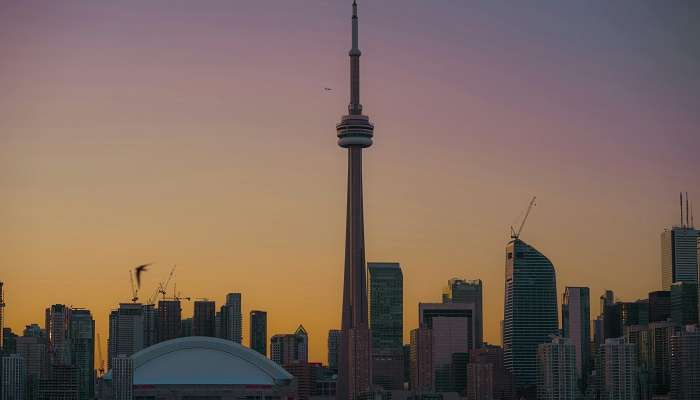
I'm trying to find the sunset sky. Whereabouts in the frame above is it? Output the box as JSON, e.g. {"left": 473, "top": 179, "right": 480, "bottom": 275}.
{"left": 1, "top": 1, "right": 699, "bottom": 364}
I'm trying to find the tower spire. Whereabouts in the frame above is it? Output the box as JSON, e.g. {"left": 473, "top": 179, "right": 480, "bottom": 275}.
{"left": 349, "top": 0, "right": 362, "bottom": 115}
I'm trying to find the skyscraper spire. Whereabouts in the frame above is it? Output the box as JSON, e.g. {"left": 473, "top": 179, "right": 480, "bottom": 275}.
{"left": 349, "top": 0, "right": 362, "bottom": 115}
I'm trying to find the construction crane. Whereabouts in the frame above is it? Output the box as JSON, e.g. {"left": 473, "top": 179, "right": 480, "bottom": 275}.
{"left": 97, "top": 333, "right": 105, "bottom": 376}
{"left": 510, "top": 196, "right": 536, "bottom": 239}
{"left": 147, "top": 265, "right": 177, "bottom": 305}
{"left": 129, "top": 271, "right": 139, "bottom": 303}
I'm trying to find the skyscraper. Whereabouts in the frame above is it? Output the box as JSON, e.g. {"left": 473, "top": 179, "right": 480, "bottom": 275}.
{"left": 108, "top": 303, "right": 144, "bottom": 369}
{"left": 443, "top": 278, "right": 484, "bottom": 347}
{"left": 660, "top": 223, "right": 698, "bottom": 290}
{"left": 368, "top": 262, "right": 403, "bottom": 391}
{"left": 45, "top": 304, "right": 72, "bottom": 366}
{"left": 647, "top": 321, "right": 674, "bottom": 397}
{"left": 409, "top": 327, "right": 432, "bottom": 392}
{"left": 0, "top": 282, "right": 4, "bottom": 352}
{"left": 537, "top": 337, "right": 577, "bottom": 400}
{"left": 69, "top": 309, "right": 94, "bottom": 400}
{"left": 112, "top": 355, "right": 133, "bottom": 400}
{"left": 468, "top": 345, "right": 513, "bottom": 400}
{"left": 250, "top": 310, "right": 267, "bottom": 356}
{"left": 1, "top": 354, "right": 26, "bottom": 400}
{"left": 648, "top": 290, "right": 671, "bottom": 323}
{"left": 503, "top": 239, "right": 558, "bottom": 396}
{"left": 598, "top": 338, "right": 638, "bottom": 400}
{"left": 562, "top": 287, "right": 590, "bottom": 383}
{"left": 157, "top": 299, "right": 181, "bottom": 342}
{"left": 671, "top": 281, "right": 698, "bottom": 326}
{"left": 327, "top": 330, "right": 341, "bottom": 370}
{"left": 271, "top": 325, "right": 308, "bottom": 366}
{"left": 193, "top": 300, "right": 216, "bottom": 337}
{"left": 670, "top": 325, "right": 700, "bottom": 400}
{"left": 336, "top": 2, "right": 374, "bottom": 398}
{"left": 220, "top": 293, "right": 242, "bottom": 344}
{"left": 142, "top": 304, "right": 158, "bottom": 348}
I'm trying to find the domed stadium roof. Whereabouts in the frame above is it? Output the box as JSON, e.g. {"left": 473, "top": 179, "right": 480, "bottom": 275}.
{"left": 108, "top": 336, "right": 293, "bottom": 386}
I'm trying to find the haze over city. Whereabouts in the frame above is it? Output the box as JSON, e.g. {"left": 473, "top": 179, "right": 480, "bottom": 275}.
{"left": 2, "top": 0, "right": 699, "bottom": 368}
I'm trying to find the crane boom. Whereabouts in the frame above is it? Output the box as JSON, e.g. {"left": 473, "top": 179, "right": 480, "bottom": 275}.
{"left": 512, "top": 196, "right": 536, "bottom": 239}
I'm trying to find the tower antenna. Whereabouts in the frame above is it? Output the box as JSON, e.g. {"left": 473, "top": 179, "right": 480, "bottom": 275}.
{"left": 686, "top": 192, "right": 690, "bottom": 228}
{"left": 680, "top": 192, "right": 684, "bottom": 227}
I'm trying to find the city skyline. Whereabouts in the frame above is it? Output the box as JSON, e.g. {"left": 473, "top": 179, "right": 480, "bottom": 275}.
{"left": 2, "top": 0, "right": 700, "bottom": 366}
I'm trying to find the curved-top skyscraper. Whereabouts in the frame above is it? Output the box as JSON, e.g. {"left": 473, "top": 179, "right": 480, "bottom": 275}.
{"left": 503, "top": 238, "right": 558, "bottom": 398}
{"left": 336, "top": 1, "right": 374, "bottom": 399}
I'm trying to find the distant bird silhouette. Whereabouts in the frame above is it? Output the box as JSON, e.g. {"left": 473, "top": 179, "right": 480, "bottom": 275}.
{"left": 324, "top": 87, "right": 333, "bottom": 91}
{"left": 135, "top": 264, "right": 151, "bottom": 289}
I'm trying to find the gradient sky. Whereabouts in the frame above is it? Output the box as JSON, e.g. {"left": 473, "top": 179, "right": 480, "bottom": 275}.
{"left": 1, "top": 0, "right": 699, "bottom": 364}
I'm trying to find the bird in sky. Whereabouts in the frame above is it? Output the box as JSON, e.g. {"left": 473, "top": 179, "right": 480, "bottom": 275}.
{"left": 324, "top": 87, "right": 333, "bottom": 91}
{"left": 135, "top": 263, "right": 151, "bottom": 289}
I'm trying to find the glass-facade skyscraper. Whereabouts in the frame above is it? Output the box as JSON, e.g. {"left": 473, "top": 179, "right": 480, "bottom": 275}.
{"left": 250, "top": 310, "right": 267, "bottom": 356}
{"left": 220, "top": 293, "right": 242, "bottom": 344}
{"left": 193, "top": 300, "right": 216, "bottom": 337}
{"left": 503, "top": 239, "right": 558, "bottom": 396}
{"left": 368, "top": 262, "right": 403, "bottom": 390}
{"left": 69, "top": 309, "right": 94, "bottom": 400}
{"left": 562, "top": 287, "right": 590, "bottom": 384}
{"left": 443, "top": 278, "right": 483, "bottom": 347}
{"left": 661, "top": 227, "right": 699, "bottom": 290}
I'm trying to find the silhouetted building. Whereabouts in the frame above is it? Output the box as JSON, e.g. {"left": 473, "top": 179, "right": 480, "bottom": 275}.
{"left": 647, "top": 321, "right": 675, "bottom": 396}
{"left": 142, "top": 304, "right": 157, "bottom": 348}
{"left": 469, "top": 345, "right": 512, "bottom": 400}
{"left": 219, "top": 293, "right": 242, "bottom": 344}
{"left": 467, "top": 362, "right": 493, "bottom": 400}
{"left": 283, "top": 362, "right": 313, "bottom": 400}
{"left": 410, "top": 327, "right": 432, "bottom": 392}
{"left": 562, "top": 287, "right": 590, "bottom": 383}
{"left": 1, "top": 328, "right": 17, "bottom": 358}
{"left": 443, "top": 278, "right": 483, "bottom": 347}
{"left": 648, "top": 290, "right": 671, "bottom": 323}
{"left": 16, "top": 334, "right": 48, "bottom": 386}
{"left": 181, "top": 318, "right": 192, "bottom": 337}
{"left": 271, "top": 325, "right": 308, "bottom": 366}
{"left": 598, "top": 338, "right": 637, "bottom": 400}
{"left": 69, "top": 309, "right": 94, "bottom": 400}
{"left": 369, "top": 262, "right": 404, "bottom": 391}
{"left": 671, "top": 282, "right": 698, "bottom": 326}
{"left": 250, "top": 310, "right": 267, "bottom": 356}
{"left": 112, "top": 355, "right": 133, "bottom": 400}
{"left": 193, "top": 300, "right": 216, "bottom": 337}
{"left": 108, "top": 303, "right": 144, "bottom": 369}
{"left": 661, "top": 215, "right": 698, "bottom": 290}
{"left": 0, "top": 282, "right": 4, "bottom": 352}
{"left": 503, "top": 239, "right": 558, "bottom": 397}
{"left": 335, "top": 2, "right": 375, "bottom": 398}
{"left": 670, "top": 325, "right": 700, "bottom": 400}
{"left": 157, "top": 300, "right": 181, "bottom": 342}
{"left": 38, "top": 364, "right": 79, "bottom": 400}
{"left": 537, "top": 337, "right": 576, "bottom": 400}
{"left": 2, "top": 354, "right": 26, "bottom": 400}
{"left": 45, "top": 304, "right": 71, "bottom": 366}
{"left": 327, "top": 329, "right": 341, "bottom": 370}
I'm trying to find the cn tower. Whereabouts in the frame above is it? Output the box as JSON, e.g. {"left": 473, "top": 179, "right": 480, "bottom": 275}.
{"left": 336, "top": 1, "right": 374, "bottom": 399}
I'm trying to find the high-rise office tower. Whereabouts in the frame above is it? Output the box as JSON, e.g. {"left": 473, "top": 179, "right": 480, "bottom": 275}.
{"left": 45, "top": 304, "right": 72, "bottom": 366}
{"left": 142, "top": 304, "right": 157, "bottom": 347}
{"left": 69, "top": 309, "right": 94, "bottom": 400}
{"left": 599, "top": 338, "right": 638, "bottom": 400}
{"left": 157, "top": 299, "right": 181, "bottom": 342}
{"left": 220, "top": 293, "right": 242, "bottom": 344}
{"left": 622, "top": 324, "right": 650, "bottom": 397}
{"left": 0, "top": 282, "right": 4, "bottom": 352}
{"left": 368, "top": 262, "right": 403, "bottom": 391}
{"left": 671, "top": 282, "right": 698, "bottom": 326}
{"left": 419, "top": 302, "right": 475, "bottom": 393}
{"left": 250, "top": 310, "right": 267, "bottom": 356}
{"left": 648, "top": 321, "right": 674, "bottom": 397}
{"left": 443, "top": 278, "right": 484, "bottom": 347}
{"left": 112, "top": 354, "right": 133, "bottom": 400}
{"left": 409, "top": 327, "right": 432, "bottom": 392}
{"left": 327, "top": 330, "right": 341, "bottom": 371}
{"left": 503, "top": 239, "right": 558, "bottom": 395}
{"left": 38, "top": 364, "right": 79, "bottom": 399}
{"left": 468, "top": 345, "right": 512, "bottom": 400}
{"left": 661, "top": 196, "right": 698, "bottom": 290}
{"left": 193, "top": 300, "right": 216, "bottom": 337}
{"left": 670, "top": 325, "right": 700, "bottom": 400}
{"left": 108, "top": 303, "right": 144, "bottom": 369}
{"left": 562, "top": 287, "right": 591, "bottom": 384}
{"left": 537, "top": 337, "right": 577, "bottom": 400}
{"left": 181, "top": 318, "right": 193, "bottom": 337}
{"left": 271, "top": 325, "right": 308, "bottom": 366}
{"left": 335, "top": 2, "right": 375, "bottom": 398}
{"left": 648, "top": 290, "right": 671, "bottom": 323}
{"left": 16, "top": 334, "right": 48, "bottom": 384}
{"left": 1, "top": 354, "right": 26, "bottom": 400}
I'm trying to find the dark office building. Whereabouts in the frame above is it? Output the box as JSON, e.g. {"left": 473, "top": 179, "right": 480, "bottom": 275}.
{"left": 157, "top": 300, "right": 182, "bottom": 342}
{"left": 648, "top": 290, "right": 671, "bottom": 323}
{"left": 69, "top": 309, "right": 94, "bottom": 400}
{"left": 193, "top": 300, "right": 216, "bottom": 337}
{"left": 250, "top": 310, "right": 267, "bottom": 356}
{"left": 671, "top": 282, "right": 698, "bottom": 326}
{"left": 368, "top": 262, "right": 404, "bottom": 391}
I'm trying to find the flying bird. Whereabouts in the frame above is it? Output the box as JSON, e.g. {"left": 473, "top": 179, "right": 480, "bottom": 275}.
{"left": 134, "top": 263, "right": 151, "bottom": 289}
{"left": 324, "top": 87, "right": 333, "bottom": 91}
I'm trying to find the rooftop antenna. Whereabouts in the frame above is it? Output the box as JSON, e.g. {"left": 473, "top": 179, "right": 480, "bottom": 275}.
{"left": 680, "top": 192, "right": 684, "bottom": 228}
{"left": 691, "top": 201, "right": 694, "bottom": 229}
{"left": 685, "top": 192, "right": 690, "bottom": 228}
